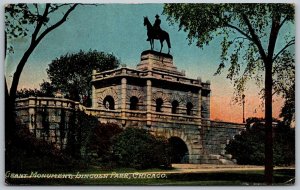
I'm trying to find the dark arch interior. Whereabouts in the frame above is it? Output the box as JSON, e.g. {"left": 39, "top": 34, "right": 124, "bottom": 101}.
{"left": 168, "top": 137, "right": 189, "bottom": 163}
{"left": 171, "top": 100, "right": 179, "bottom": 114}
{"left": 186, "top": 102, "right": 193, "bottom": 115}
{"left": 103, "top": 96, "right": 115, "bottom": 110}
{"left": 130, "top": 96, "right": 139, "bottom": 110}
{"left": 156, "top": 98, "right": 163, "bottom": 112}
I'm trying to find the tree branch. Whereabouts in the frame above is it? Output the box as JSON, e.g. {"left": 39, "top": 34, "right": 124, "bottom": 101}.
{"left": 31, "top": 4, "right": 50, "bottom": 43}
{"left": 35, "top": 4, "right": 78, "bottom": 44}
{"left": 225, "top": 23, "right": 253, "bottom": 41}
{"left": 48, "top": 4, "right": 70, "bottom": 14}
{"left": 272, "top": 39, "right": 295, "bottom": 63}
{"left": 279, "top": 15, "right": 288, "bottom": 30}
{"left": 241, "top": 13, "right": 267, "bottom": 63}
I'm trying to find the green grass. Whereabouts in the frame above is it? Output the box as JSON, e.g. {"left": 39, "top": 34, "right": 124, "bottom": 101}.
{"left": 6, "top": 168, "right": 295, "bottom": 186}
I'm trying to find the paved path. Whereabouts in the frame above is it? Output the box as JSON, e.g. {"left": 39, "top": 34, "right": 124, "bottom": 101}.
{"left": 167, "top": 164, "right": 295, "bottom": 174}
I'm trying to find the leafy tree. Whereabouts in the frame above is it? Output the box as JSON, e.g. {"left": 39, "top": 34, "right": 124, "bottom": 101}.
{"left": 5, "top": 3, "right": 78, "bottom": 171}
{"left": 16, "top": 81, "right": 55, "bottom": 98}
{"left": 64, "top": 110, "right": 99, "bottom": 159}
{"left": 226, "top": 117, "right": 295, "bottom": 166}
{"left": 280, "top": 83, "right": 295, "bottom": 127}
{"left": 5, "top": 3, "right": 78, "bottom": 101}
{"left": 163, "top": 4, "right": 295, "bottom": 184}
{"left": 85, "top": 123, "right": 123, "bottom": 162}
{"left": 46, "top": 50, "right": 120, "bottom": 105}
{"left": 112, "top": 128, "right": 171, "bottom": 169}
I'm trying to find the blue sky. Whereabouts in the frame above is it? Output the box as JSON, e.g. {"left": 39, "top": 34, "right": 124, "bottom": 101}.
{"left": 4, "top": 3, "right": 295, "bottom": 122}
{"left": 5, "top": 4, "right": 222, "bottom": 87}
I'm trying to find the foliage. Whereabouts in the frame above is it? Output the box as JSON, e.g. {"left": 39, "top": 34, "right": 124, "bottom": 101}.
{"left": 46, "top": 50, "right": 120, "bottom": 105}
{"left": 226, "top": 117, "right": 295, "bottom": 166}
{"left": 163, "top": 3, "right": 295, "bottom": 183}
{"left": 163, "top": 3, "right": 295, "bottom": 100}
{"left": 112, "top": 128, "right": 171, "bottom": 169}
{"left": 85, "top": 123, "right": 123, "bottom": 162}
{"left": 16, "top": 81, "right": 55, "bottom": 98}
{"left": 5, "top": 4, "right": 78, "bottom": 172}
{"left": 5, "top": 3, "right": 79, "bottom": 99}
{"left": 9, "top": 126, "right": 86, "bottom": 173}
{"left": 280, "top": 83, "right": 295, "bottom": 126}
{"left": 64, "top": 110, "right": 99, "bottom": 159}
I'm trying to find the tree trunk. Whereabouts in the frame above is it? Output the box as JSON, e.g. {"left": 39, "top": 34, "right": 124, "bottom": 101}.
{"left": 264, "top": 60, "right": 273, "bottom": 184}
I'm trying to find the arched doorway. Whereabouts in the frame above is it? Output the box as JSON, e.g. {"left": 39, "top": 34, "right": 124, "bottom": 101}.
{"left": 168, "top": 137, "right": 189, "bottom": 163}
{"left": 103, "top": 95, "right": 115, "bottom": 110}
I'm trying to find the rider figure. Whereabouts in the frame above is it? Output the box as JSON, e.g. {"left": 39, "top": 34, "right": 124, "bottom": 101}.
{"left": 147, "top": 14, "right": 162, "bottom": 41}
{"left": 153, "top": 14, "right": 161, "bottom": 37}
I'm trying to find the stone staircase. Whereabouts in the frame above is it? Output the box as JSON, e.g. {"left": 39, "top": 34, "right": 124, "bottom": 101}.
{"left": 201, "top": 154, "right": 237, "bottom": 165}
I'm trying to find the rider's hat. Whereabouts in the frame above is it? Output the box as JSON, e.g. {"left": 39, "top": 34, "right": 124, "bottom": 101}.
{"left": 155, "top": 14, "right": 160, "bottom": 18}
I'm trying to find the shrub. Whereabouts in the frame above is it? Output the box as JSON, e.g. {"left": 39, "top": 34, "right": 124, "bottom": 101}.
{"left": 85, "top": 123, "right": 123, "bottom": 162}
{"left": 225, "top": 117, "right": 295, "bottom": 166}
{"left": 112, "top": 127, "right": 171, "bottom": 169}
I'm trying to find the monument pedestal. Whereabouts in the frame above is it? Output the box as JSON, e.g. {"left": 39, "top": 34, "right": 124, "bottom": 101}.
{"left": 137, "top": 50, "right": 185, "bottom": 76}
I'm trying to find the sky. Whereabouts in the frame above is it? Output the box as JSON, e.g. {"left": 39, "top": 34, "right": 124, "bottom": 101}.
{"left": 4, "top": 3, "right": 295, "bottom": 123}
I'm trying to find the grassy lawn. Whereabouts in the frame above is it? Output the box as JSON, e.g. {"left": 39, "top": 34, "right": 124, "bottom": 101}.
{"left": 6, "top": 167, "right": 295, "bottom": 185}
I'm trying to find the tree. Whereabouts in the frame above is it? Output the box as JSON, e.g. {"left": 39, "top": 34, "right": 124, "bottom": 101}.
{"left": 163, "top": 4, "right": 295, "bottom": 184}
{"left": 46, "top": 50, "right": 120, "bottom": 105}
{"left": 16, "top": 81, "right": 55, "bottom": 98}
{"left": 85, "top": 123, "right": 123, "bottom": 162}
{"left": 280, "top": 83, "right": 295, "bottom": 127}
{"left": 5, "top": 3, "right": 79, "bottom": 100}
{"left": 226, "top": 117, "right": 295, "bottom": 166}
{"left": 5, "top": 3, "right": 78, "bottom": 171}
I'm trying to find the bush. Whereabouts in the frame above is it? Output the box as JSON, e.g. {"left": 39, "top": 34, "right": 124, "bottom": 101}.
{"left": 112, "top": 128, "right": 171, "bottom": 169}
{"left": 85, "top": 123, "right": 123, "bottom": 162}
{"left": 225, "top": 117, "right": 295, "bottom": 166}
{"left": 9, "top": 127, "right": 87, "bottom": 173}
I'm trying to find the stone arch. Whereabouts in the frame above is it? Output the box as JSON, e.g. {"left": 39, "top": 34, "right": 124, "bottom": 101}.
{"left": 97, "top": 87, "right": 118, "bottom": 108}
{"left": 152, "top": 90, "right": 170, "bottom": 104}
{"left": 103, "top": 95, "right": 115, "bottom": 110}
{"left": 170, "top": 92, "right": 184, "bottom": 104}
{"left": 127, "top": 88, "right": 144, "bottom": 102}
{"left": 168, "top": 136, "right": 189, "bottom": 163}
{"left": 151, "top": 127, "right": 193, "bottom": 163}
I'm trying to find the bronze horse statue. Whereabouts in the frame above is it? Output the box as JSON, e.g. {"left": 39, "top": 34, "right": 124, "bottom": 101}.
{"left": 143, "top": 16, "right": 171, "bottom": 54}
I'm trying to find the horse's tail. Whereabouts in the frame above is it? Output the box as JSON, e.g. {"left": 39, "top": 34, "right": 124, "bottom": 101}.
{"left": 166, "top": 33, "right": 171, "bottom": 49}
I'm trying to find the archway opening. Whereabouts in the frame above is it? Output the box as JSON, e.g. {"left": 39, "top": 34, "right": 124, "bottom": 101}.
{"left": 103, "top": 95, "right": 115, "bottom": 110}
{"left": 186, "top": 102, "right": 193, "bottom": 115}
{"left": 130, "top": 96, "right": 139, "bottom": 110}
{"left": 156, "top": 98, "right": 163, "bottom": 112}
{"left": 168, "top": 137, "right": 189, "bottom": 163}
{"left": 171, "top": 100, "right": 179, "bottom": 114}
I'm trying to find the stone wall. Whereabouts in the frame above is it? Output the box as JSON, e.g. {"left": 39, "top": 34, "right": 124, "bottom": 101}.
{"left": 15, "top": 97, "right": 83, "bottom": 150}
{"left": 200, "top": 120, "right": 245, "bottom": 164}
{"left": 15, "top": 97, "right": 245, "bottom": 164}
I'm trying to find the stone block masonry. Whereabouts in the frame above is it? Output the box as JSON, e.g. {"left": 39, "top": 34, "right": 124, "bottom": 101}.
{"left": 14, "top": 50, "right": 245, "bottom": 164}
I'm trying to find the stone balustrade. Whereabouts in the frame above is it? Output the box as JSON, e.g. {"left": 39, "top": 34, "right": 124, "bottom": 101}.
{"left": 92, "top": 67, "right": 208, "bottom": 88}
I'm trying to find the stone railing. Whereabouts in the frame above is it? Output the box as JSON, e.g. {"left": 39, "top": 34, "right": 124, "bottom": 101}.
{"left": 151, "top": 112, "right": 201, "bottom": 125}
{"left": 85, "top": 108, "right": 121, "bottom": 118}
{"left": 92, "top": 67, "right": 208, "bottom": 88}
{"left": 124, "top": 110, "right": 147, "bottom": 119}
{"left": 15, "top": 96, "right": 81, "bottom": 110}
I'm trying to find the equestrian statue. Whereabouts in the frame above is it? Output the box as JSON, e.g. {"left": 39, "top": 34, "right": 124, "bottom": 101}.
{"left": 144, "top": 15, "right": 171, "bottom": 54}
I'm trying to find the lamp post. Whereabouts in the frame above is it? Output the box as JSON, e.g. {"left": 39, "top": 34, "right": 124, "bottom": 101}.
{"left": 242, "top": 94, "right": 245, "bottom": 123}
